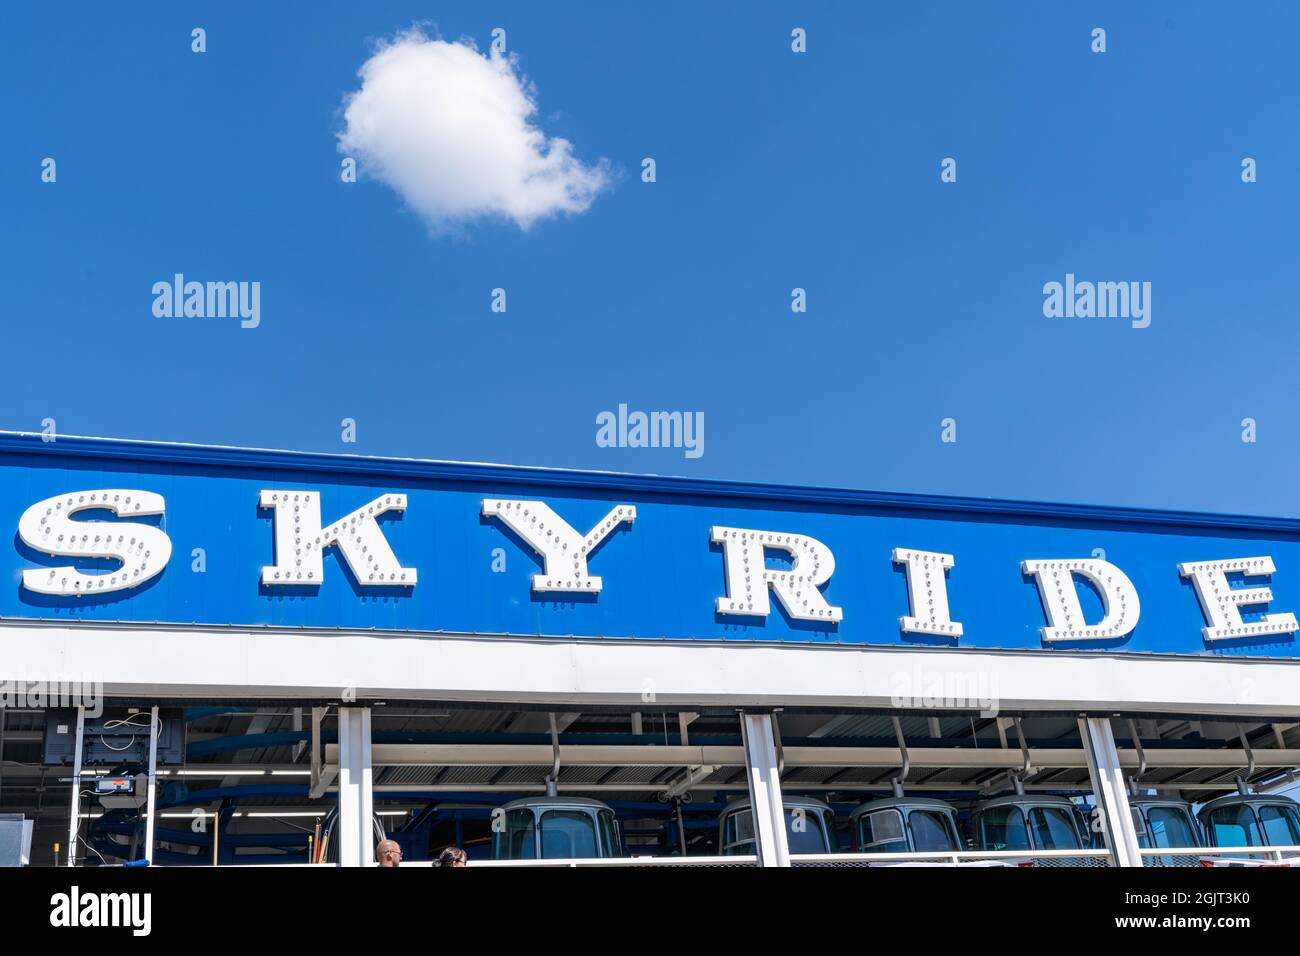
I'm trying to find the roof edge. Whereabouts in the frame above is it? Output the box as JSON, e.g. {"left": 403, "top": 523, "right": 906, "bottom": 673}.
{"left": 2, "top": 431, "right": 1297, "bottom": 534}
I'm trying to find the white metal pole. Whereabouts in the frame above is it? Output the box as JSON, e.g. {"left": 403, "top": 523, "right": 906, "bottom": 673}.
{"left": 740, "top": 712, "right": 790, "bottom": 867}
{"left": 1079, "top": 716, "right": 1143, "bottom": 868}
{"left": 144, "top": 706, "right": 159, "bottom": 864}
{"left": 67, "top": 707, "right": 85, "bottom": 867}
{"left": 336, "top": 707, "right": 374, "bottom": 867}
{"left": 358, "top": 708, "right": 374, "bottom": 864}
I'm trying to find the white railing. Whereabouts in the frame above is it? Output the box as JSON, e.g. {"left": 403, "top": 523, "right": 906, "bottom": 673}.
{"left": 1140, "top": 844, "right": 1300, "bottom": 866}
{"left": 469, "top": 854, "right": 757, "bottom": 867}
{"left": 465, "top": 849, "right": 1110, "bottom": 867}
{"left": 172, "top": 845, "right": 1300, "bottom": 867}
{"left": 791, "top": 849, "right": 1111, "bottom": 867}
{"left": 162, "top": 856, "right": 758, "bottom": 867}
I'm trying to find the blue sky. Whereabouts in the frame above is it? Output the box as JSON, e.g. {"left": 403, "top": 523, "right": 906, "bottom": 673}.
{"left": 2, "top": 2, "right": 1298, "bottom": 516}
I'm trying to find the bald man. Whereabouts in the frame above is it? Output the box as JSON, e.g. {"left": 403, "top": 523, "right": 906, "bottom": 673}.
{"left": 376, "top": 839, "right": 402, "bottom": 867}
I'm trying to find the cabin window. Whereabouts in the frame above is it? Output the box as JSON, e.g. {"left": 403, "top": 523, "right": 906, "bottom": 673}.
{"left": 1130, "top": 808, "right": 1148, "bottom": 844}
{"left": 722, "top": 807, "right": 826, "bottom": 855}
{"left": 720, "top": 809, "right": 756, "bottom": 855}
{"left": 539, "top": 809, "right": 599, "bottom": 858}
{"left": 1206, "top": 805, "right": 1262, "bottom": 847}
{"left": 1076, "top": 810, "right": 1097, "bottom": 848}
{"left": 1028, "top": 807, "right": 1081, "bottom": 850}
{"left": 495, "top": 808, "right": 536, "bottom": 859}
{"left": 1144, "top": 807, "right": 1197, "bottom": 849}
{"left": 909, "top": 810, "right": 958, "bottom": 852}
{"left": 597, "top": 809, "right": 622, "bottom": 857}
{"left": 978, "top": 806, "right": 1029, "bottom": 851}
{"left": 786, "top": 810, "right": 828, "bottom": 854}
{"left": 858, "top": 809, "right": 907, "bottom": 852}
{"left": 1258, "top": 805, "right": 1300, "bottom": 847}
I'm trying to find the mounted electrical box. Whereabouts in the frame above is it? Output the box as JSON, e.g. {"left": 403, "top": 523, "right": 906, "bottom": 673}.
{"left": 42, "top": 708, "right": 186, "bottom": 766}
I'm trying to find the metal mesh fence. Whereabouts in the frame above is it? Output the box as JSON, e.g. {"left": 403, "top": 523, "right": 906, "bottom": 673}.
{"left": 790, "top": 850, "right": 1112, "bottom": 867}
{"left": 1029, "top": 855, "right": 1112, "bottom": 868}
{"left": 1141, "top": 846, "right": 1300, "bottom": 867}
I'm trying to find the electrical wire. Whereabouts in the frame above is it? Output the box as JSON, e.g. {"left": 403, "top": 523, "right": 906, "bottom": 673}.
{"left": 102, "top": 715, "right": 158, "bottom": 731}
{"left": 258, "top": 816, "right": 317, "bottom": 834}
{"left": 77, "top": 833, "right": 108, "bottom": 865}
{"left": 97, "top": 713, "right": 161, "bottom": 752}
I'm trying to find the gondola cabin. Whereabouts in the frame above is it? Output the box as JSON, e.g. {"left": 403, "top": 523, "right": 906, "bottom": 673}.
{"left": 849, "top": 797, "right": 963, "bottom": 854}
{"left": 718, "top": 796, "right": 836, "bottom": 856}
{"left": 971, "top": 795, "right": 1088, "bottom": 852}
{"left": 1128, "top": 795, "right": 1201, "bottom": 852}
{"left": 491, "top": 796, "right": 623, "bottom": 860}
{"left": 1196, "top": 793, "right": 1300, "bottom": 851}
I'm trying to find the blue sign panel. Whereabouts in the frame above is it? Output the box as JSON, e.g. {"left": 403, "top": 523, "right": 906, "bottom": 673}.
{"left": 3, "top": 434, "right": 1300, "bottom": 658}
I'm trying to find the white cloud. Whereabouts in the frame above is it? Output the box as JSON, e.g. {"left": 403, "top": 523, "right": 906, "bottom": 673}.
{"left": 338, "top": 31, "right": 612, "bottom": 233}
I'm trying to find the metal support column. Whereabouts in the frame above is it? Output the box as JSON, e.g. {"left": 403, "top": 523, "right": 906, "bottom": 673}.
{"left": 336, "top": 707, "right": 374, "bottom": 867}
{"left": 66, "top": 707, "right": 84, "bottom": 867}
{"left": 673, "top": 798, "right": 688, "bottom": 855}
{"left": 1079, "top": 716, "right": 1142, "bottom": 868}
{"left": 740, "top": 712, "right": 789, "bottom": 867}
{"left": 143, "top": 705, "right": 159, "bottom": 864}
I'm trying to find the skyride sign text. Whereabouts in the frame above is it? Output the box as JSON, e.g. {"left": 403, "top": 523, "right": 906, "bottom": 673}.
{"left": 2, "top": 438, "right": 1299, "bottom": 659}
